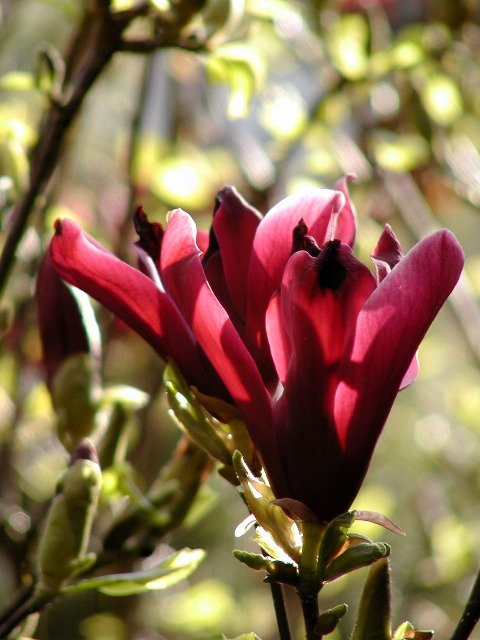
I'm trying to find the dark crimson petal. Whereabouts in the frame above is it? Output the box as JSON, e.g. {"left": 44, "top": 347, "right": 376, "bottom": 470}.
{"left": 291, "top": 219, "right": 321, "bottom": 256}
{"left": 133, "top": 205, "right": 164, "bottom": 268}
{"left": 205, "top": 186, "right": 263, "bottom": 322}
{"left": 244, "top": 189, "right": 350, "bottom": 386}
{"left": 329, "top": 230, "right": 464, "bottom": 515}
{"left": 160, "top": 209, "right": 283, "bottom": 483}
{"left": 49, "top": 219, "right": 225, "bottom": 398}
{"left": 37, "top": 253, "right": 100, "bottom": 388}
{"left": 337, "top": 229, "right": 464, "bottom": 452}
{"left": 267, "top": 246, "right": 376, "bottom": 520}
{"left": 202, "top": 250, "right": 244, "bottom": 334}
{"left": 371, "top": 224, "right": 417, "bottom": 388}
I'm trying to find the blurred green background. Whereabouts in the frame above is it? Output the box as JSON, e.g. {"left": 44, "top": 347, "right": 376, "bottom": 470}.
{"left": 1, "top": 0, "right": 480, "bottom": 638}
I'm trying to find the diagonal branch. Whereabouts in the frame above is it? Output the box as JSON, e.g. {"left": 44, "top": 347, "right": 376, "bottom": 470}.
{"left": 0, "top": 0, "right": 204, "bottom": 298}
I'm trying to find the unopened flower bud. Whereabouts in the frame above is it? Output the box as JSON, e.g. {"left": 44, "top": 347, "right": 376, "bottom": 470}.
{"left": 36, "top": 440, "right": 102, "bottom": 595}
{"left": 37, "top": 252, "right": 101, "bottom": 390}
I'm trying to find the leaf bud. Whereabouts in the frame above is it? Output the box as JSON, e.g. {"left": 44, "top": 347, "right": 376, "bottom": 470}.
{"left": 315, "top": 603, "right": 348, "bottom": 635}
{"left": 324, "top": 542, "right": 390, "bottom": 582}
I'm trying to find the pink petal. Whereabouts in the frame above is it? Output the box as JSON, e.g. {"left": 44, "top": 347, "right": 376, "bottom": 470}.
{"left": 336, "top": 229, "right": 464, "bottom": 456}
{"left": 196, "top": 229, "right": 210, "bottom": 254}
{"left": 371, "top": 224, "right": 417, "bottom": 387}
{"left": 332, "top": 175, "right": 357, "bottom": 245}
{"left": 371, "top": 224, "right": 404, "bottom": 282}
{"left": 267, "top": 244, "right": 376, "bottom": 387}
{"left": 267, "top": 245, "right": 377, "bottom": 518}
{"left": 49, "top": 219, "right": 221, "bottom": 396}
{"left": 206, "top": 186, "right": 263, "bottom": 321}
{"left": 160, "top": 209, "right": 281, "bottom": 478}
{"left": 245, "top": 189, "right": 351, "bottom": 383}
{"left": 36, "top": 253, "right": 96, "bottom": 387}
{"left": 399, "top": 352, "right": 419, "bottom": 389}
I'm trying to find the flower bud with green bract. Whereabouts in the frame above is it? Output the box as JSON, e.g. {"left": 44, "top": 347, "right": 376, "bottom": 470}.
{"left": 36, "top": 253, "right": 101, "bottom": 391}
{"left": 48, "top": 178, "right": 464, "bottom": 523}
{"left": 35, "top": 440, "right": 102, "bottom": 596}
{"left": 37, "top": 253, "right": 102, "bottom": 450}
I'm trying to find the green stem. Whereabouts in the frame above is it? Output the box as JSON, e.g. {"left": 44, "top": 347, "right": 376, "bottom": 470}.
{"left": 298, "top": 522, "right": 323, "bottom": 639}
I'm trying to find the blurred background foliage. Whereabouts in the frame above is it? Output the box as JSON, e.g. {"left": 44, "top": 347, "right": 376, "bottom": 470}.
{"left": 1, "top": 0, "right": 480, "bottom": 638}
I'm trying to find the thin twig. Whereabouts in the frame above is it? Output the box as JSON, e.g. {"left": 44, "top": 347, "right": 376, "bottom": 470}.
{"left": 450, "top": 569, "right": 480, "bottom": 640}
{"left": 0, "top": 591, "right": 52, "bottom": 639}
{"left": 0, "top": 0, "right": 199, "bottom": 298}
{"left": 0, "top": 9, "right": 122, "bottom": 297}
{"left": 270, "top": 581, "right": 292, "bottom": 640}
{"left": 0, "top": 585, "right": 33, "bottom": 630}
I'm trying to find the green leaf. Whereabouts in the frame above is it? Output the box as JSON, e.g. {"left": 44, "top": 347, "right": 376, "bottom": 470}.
{"left": 324, "top": 542, "right": 390, "bottom": 582}
{"left": 351, "top": 558, "right": 391, "bottom": 640}
{"left": 233, "top": 549, "right": 297, "bottom": 584}
{"left": 62, "top": 548, "right": 205, "bottom": 596}
{"left": 318, "top": 511, "right": 356, "bottom": 578}
{"left": 233, "top": 549, "right": 271, "bottom": 571}
{"left": 206, "top": 44, "right": 265, "bottom": 118}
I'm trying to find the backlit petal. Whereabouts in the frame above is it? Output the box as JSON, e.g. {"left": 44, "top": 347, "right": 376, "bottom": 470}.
{"left": 49, "top": 219, "right": 218, "bottom": 395}
{"left": 160, "top": 209, "right": 281, "bottom": 478}
{"left": 336, "top": 229, "right": 464, "bottom": 454}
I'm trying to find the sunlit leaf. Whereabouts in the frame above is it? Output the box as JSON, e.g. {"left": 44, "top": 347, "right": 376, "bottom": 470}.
{"left": 206, "top": 43, "right": 265, "bottom": 118}
{"left": 324, "top": 542, "right": 390, "bottom": 582}
{"left": 164, "top": 359, "right": 232, "bottom": 465}
{"left": 62, "top": 548, "right": 206, "bottom": 596}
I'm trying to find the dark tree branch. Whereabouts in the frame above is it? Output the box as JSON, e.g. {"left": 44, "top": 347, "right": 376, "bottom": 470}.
{"left": 0, "top": 0, "right": 205, "bottom": 298}
{"left": 450, "top": 569, "right": 480, "bottom": 640}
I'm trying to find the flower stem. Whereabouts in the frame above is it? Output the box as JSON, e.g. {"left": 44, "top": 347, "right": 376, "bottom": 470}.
{"left": 298, "top": 522, "right": 324, "bottom": 639}
{"left": 270, "top": 581, "right": 292, "bottom": 640}
{"left": 450, "top": 568, "right": 480, "bottom": 640}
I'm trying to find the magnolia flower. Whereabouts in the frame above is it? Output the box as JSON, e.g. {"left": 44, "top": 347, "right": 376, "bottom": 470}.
{"left": 49, "top": 181, "right": 464, "bottom": 522}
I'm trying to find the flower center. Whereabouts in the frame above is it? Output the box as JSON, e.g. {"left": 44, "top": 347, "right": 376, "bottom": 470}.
{"left": 316, "top": 240, "right": 346, "bottom": 291}
{"left": 133, "top": 205, "right": 164, "bottom": 263}
{"left": 292, "top": 219, "right": 321, "bottom": 256}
